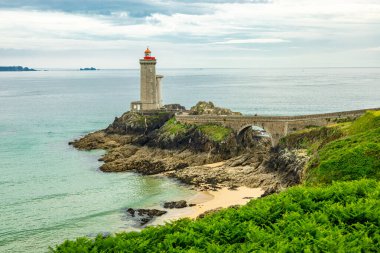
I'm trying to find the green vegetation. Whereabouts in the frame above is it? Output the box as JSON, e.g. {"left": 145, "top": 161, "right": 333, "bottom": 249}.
{"left": 197, "top": 124, "right": 233, "bottom": 142}
{"left": 306, "top": 127, "right": 380, "bottom": 184}
{"left": 162, "top": 118, "right": 233, "bottom": 142}
{"left": 304, "top": 111, "right": 380, "bottom": 185}
{"left": 161, "top": 118, "right": 190, "bottom": 135}
{"left": 280, "top": 125, "right": 346, "bottom": 151}
{"left": 52, "top": 180, "right": 380, "bottom": 252}
{"left": 52, "top": 111, "right": 380, "bottom": 252}
{"left": 349, "top": 110, "right": 380, "bottom": 134}
{"left": 280, "top": 111, "right": 380, "bottom": 185}
{"left": 132, "top": 112, "right": 172, "bottom": 129}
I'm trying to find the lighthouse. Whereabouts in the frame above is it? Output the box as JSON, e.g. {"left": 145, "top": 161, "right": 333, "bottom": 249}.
{"left": 131, "top": 48, "right": 164, "bottom": 111}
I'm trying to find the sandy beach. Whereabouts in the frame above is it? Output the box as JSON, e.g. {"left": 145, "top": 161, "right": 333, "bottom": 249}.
{"left": 152, "top": 186, "right": 264, "bottom": 225}
{"left": 186, "top": 187, "right": 264, "bottom": 219}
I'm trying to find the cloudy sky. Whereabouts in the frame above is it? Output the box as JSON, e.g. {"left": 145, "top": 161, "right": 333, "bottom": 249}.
{"left": 0, "top": 0, "right": 380, "bottom": 68}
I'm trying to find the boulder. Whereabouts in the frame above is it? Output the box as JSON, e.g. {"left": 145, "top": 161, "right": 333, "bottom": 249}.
{"left": 197, "top": 207, "right": 222, "bottom": 219}
{"left": 126, "top": 208, "right": 167, "bottom": 226}
{"left": 189, "top": 101, "right": 241, "bottom": 116}
{"left": 163, "top": 104, "right": 186, "bottom": 111}
{"left": 163, "top": 200, "right": 188, "bottom": 209}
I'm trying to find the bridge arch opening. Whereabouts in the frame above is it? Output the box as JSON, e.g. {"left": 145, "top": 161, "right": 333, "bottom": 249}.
{"left": 237, "top": 124, "right": 273, "bottom": 148}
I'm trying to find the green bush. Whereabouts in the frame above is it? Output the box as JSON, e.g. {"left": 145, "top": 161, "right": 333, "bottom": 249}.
{"left": 52, "top": 180, "right": 380, "bottom": 252}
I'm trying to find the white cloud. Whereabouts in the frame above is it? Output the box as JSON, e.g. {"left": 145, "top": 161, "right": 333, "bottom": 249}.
{"left": 366, "top": 47, "right": 380, "bottom": 52}
{"left": 1, "top": 0, "right": 380, "bottom": 67}
{"left": 213, "top": 38, "right": 289, "bottom": 44}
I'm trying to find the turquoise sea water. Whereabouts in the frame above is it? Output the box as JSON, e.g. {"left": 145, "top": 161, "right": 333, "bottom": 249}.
{"left": 0, "top": 68, "right": 380, "bottom": 252}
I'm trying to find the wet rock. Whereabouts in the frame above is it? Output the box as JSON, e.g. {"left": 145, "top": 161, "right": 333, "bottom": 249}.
{"left": 126, "top": 208, "right": 167, "bottom": 226}
{"left": 126, "top": 208, "right": 136, "bottom": 217}
{"left": 163, "top": 200, "right": 187, "bottom": 209}
{"left": 189, "top": 203, "right": 196, "bottom": 207}
{"left": 126, "top": 160, "right": 167, "bottom": 175}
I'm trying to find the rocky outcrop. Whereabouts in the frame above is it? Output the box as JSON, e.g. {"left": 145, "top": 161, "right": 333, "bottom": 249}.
{"left": 189, "top": 101, "right": 242, "bottom": 116}
{"left": 197, "top": 208, "right": 223, "bottom": 219}
{"left": 166, "top": 145, "right": 308, "bottom": 192}
{"left": 98, "top": 144, "right": 219, "bottom": 173}
{"left": 69, "top": 131, "right": 135, "bottom": 150}
{"left": 163, "top": 104, "right": 186, "bottom": 111}
{"left": 0, "top": 66, "right": 36, "bottom": 71}
{"left": 70, "top": 101, "right": 309, "bottom": 193}
{"left": 105, "top": 111, "right": 174, "bottom": 135}
{"left": 126, "top": 208, "right": 167, "bottom": 226}
{"left": 163, "top": 200, "right": 188, "bottom": 209}
{"left": 136, "top": 125, "right": 237, "bottom": 157}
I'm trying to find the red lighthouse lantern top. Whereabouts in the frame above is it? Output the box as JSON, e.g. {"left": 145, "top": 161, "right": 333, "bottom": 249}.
{"left": 144, "top": 47, "right": 155, "bottom": 60}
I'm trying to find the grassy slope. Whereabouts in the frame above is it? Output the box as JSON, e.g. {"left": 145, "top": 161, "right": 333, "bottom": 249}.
{"left": 304, "top": 111, "right": 380, "bottom": 185}
{"left": 52, "top": 111, "right": 380, "bottom": 252}
{"left": 197, "top": 124, "right": 232, "bottom": 142}
{"left": 161, "top": 118, "right": 232, "bottom": 142}
{"left": 161, "top": 118, "right": 190, "bottom": 135}
{"left": 306, "top": 127, "right": 380, "bottom": 184}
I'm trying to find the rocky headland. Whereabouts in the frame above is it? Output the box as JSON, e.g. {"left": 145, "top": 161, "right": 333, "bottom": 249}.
{"left": 70, "top": 101, "right": 308, "bottom": 193}
{"left": 0, "top": 66, "right": 36, "bottom": 71}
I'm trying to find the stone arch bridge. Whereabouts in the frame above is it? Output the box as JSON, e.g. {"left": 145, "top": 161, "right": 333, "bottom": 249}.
{"left": 176, "top": 107, "right": 380, "bottom": 146}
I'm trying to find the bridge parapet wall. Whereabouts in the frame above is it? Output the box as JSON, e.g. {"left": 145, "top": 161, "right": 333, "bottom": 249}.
{"left": 175, "top": 107, "right": 380, "bottom": 146}
{"left": 177, "top": 107, "right": 380, "bottom": 123}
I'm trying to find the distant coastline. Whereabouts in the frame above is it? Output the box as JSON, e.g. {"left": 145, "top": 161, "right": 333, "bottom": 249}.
{"left": 0, "top": 66, "right": 36, "bottom": 71}
{"left": 80, "top": 67, "right": 97, "bottom": 71}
